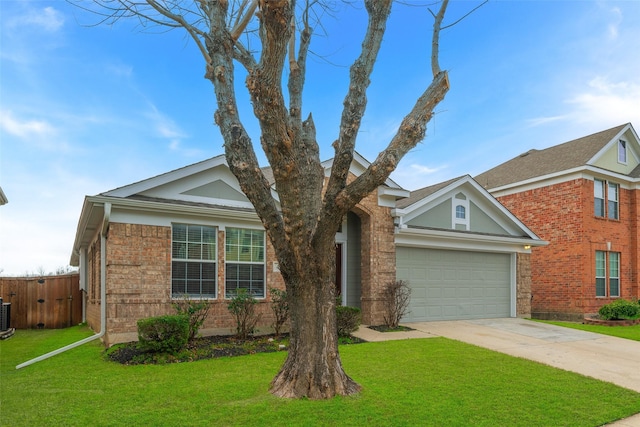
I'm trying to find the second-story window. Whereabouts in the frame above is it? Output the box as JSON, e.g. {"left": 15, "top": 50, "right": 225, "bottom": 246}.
{"left": 607, "top": 182, "right": 619, "bottom": 220}
{"left": 594, "top": 179, "right": 619, "bottom": 220}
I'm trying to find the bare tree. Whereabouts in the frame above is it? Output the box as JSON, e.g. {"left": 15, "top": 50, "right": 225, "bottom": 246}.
{"left": 382, "top": 280, "right": 412, "bottom": 329}
{"left": 77, "top": 0, "right": 452, "bottom": 399}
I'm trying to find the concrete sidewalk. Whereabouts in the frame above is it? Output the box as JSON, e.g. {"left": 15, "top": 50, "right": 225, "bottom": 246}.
{"left": 352, "top": 318, "right": 640, "bottom": 426}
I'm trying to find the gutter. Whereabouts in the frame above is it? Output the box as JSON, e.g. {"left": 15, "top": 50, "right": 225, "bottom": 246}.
{"left": 17, "top": 202, "right": 111, "bottom": 369}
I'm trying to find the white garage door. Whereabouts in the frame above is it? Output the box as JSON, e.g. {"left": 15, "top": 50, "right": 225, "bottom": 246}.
{"left": 397, "top": 247, "right": 511, "bottom": 322}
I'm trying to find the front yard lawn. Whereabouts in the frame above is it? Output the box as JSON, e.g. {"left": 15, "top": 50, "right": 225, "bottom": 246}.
{"left": 539, "top": 320, "right": 640, "bottom": 342}
{"left": 2, "top": 325, "right": 640, "bottom": 426}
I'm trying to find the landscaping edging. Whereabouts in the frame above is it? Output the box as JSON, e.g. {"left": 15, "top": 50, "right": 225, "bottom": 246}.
{"left": 583, "top": 317, "right": 640, "bottom": 326}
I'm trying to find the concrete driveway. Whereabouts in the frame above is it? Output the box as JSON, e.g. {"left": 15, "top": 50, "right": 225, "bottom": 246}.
{"left": 354, "top": 318, "right": 640, "bottom": 426}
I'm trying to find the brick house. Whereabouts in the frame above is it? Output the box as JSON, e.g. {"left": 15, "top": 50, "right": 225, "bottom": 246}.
{"left": 70, "top": 153, "right": 545, "bottom": 346}
{"left": 476, "top": 123, "right": 640, "bottom": 321}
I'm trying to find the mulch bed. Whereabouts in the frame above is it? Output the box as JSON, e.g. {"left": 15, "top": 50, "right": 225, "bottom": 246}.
{"left": 106, "top": 333, "right": 364, "bottom": 365}
{"left": 367, "top": 325, "right": 415, "bottom": 333}
{"left": 583, "top": 316, "right": 640, "bottom": 327}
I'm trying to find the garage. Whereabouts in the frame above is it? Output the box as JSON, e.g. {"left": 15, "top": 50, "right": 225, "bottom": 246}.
{"left": 397, "top": 247, "right": 512, "bottom": 322}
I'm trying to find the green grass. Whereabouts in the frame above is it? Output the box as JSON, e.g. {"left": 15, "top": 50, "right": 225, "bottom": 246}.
{"left": 2, "top": 326, "right": 640, "bottom": 426}
{"left": 538, "top": 320, "right": 640, "bottom": 341}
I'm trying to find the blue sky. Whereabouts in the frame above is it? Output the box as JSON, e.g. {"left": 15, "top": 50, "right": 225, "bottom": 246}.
{"left": 1, "top": 0, "right": 639, "bottom": 275}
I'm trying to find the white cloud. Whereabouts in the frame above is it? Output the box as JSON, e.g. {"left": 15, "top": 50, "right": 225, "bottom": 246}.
{"left": 144, "top": 103, "right": 187, "bottom": 140}
{"left": 0, "top": 109, "right": 55, "bottom": 139}
{"left": 525, "top": 115, "right": 567, "bottom": 128}
{"left": 607, "top": 6, "right": 622, "bottom": 40}
{"left": 566, "top": 76, "right": 640, "bottom": 127}
{"left": 0, "top": 109, "right": 74, "bottom": 152}
{"left": 8, "top": 6, "right": 64, "bottom": 32}
{"left": 391, "top": 161, "right": 449, "bottom": 190}
{"left": 409, "top": 164, "right": 445, "bottom": 175}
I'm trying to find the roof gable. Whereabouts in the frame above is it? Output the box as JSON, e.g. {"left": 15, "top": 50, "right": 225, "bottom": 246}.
{"left": 102, "top": 155, "right": 254, "bottom": 209}
{"left": 589, "top": 125, "right": 640, "bottom": 175}
{"left": 393, "top": 175, "right": 539, "bottom": 239}
{"left": 475, "top": 123, "right": 633, "bottom": 190}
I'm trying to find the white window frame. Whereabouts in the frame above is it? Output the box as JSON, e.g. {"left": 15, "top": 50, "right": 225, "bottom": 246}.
{"left": 607, "top": 182, "right": 619, "bottom": 220}
{"left": 609, "top": 252, "right": 620, "bottom": 298}
{"left": 595, "top": 250, "right": 620, "bottom": 298}
{"left": 224, "top": 227, "right": 266, "bottom": 299}
{"left": 594, "top": 179, "right": 619, "bottom": 220}
{"left": 171, "top": 223, "right": 217, "bottom": 299}
{"left": 618, "top": 139, "right": 627, "bottom": 164}
{"left": 452, "top": 193, "right": 469, "bottom": 231}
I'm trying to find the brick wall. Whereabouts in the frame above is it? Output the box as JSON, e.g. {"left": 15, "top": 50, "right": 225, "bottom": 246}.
{"left": 95, "top": 223, "right": 286, "bottom": 346}
{"left": 516, "top": 253, "right": 532, "bottom": 317}
{"left": 353, "top": 191, "right": 396, "bottom": 325}
{"left": 498, "top": 178, "right": 639, "bottom": 320}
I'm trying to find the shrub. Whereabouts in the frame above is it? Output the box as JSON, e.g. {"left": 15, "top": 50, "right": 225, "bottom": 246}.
{"left": 269, "top": 288, "right": 289, "bottom": 337}
{"left": 137, "top": 315, "right": 189, "bottom": 354}
{"left": 336, "top": 305, "right": 361, "bottom": 337}
{"left": 172, "top": 294, "right": 211, "bottom": 341}
{"left": 227, "top": 289, "right": 262, "bottom": 339}
{"left": 381, "top": 280, "right": 412, "bottom": 329}
{"left": 598, "top": 299, "right": 640, "bottom": 320}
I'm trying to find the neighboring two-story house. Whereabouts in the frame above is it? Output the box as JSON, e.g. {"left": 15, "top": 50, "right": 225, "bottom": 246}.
{"left": 476, "top": 123, "right": 640, "bottom": 321}
{"left": 70, "top": 153, "right": 544, "bottom": 346}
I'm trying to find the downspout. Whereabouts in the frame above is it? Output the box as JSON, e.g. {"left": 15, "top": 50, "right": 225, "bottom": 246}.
{"left": 17, "top": 202, "right": 111, "bottom": 369}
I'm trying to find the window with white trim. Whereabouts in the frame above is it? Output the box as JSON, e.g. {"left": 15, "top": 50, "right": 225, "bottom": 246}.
{"left": 618, "top": 140, "right": 627, "bottom": 164}
{"left": 171, "top": 224, "right": 217, "bottom": 298}
{"left": 596, "top": 251, "right": 620, "bottom": 297}
{"left": 452, "top": 192, "right": 469, "bottom": 231}
{"left": 594, "top": 179, "right": 619, "bottom": 220}
{"left": 607, "top": 182, "right": 618, "bottom": 220}
{"left": 225, "top": 228, "right": 265, "bottom": 298}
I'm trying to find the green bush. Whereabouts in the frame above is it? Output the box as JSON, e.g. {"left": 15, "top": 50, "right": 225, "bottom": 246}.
{"left": 598, "top": 299, "right": 640, "bottom": 320}
{"left": 137, "top": 315, "right": 189, "bottom": 354}
{"left": 227, "top": 289, "right": 261, "bottom": 339}
{"left": 336, "top": 305, "right": 361, "bottom": 337}
{"left": 172, "top": 294, "right": 211, "bottom": 341}
{"left": 269, "top": 288, "right": 289, "bottom": 337}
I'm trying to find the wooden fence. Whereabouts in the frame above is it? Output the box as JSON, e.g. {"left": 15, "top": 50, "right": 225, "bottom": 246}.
{"left": 0, "top": 274, "right": 83, "bottom": 329}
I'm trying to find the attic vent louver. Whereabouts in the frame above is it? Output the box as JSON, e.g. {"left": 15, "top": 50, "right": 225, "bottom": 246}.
{"left": 519, "top": 149, "right": 536, "bottom": 158}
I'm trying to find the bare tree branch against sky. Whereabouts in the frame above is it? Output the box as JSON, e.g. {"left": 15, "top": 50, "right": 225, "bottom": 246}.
{"left": 1, "top": 1, "right": 639, "bottom": 275}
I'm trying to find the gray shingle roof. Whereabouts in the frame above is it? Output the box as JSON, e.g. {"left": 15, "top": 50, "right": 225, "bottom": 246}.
{"left": 475, "top": 123, "right": 629, "bottom": 189}
{"left": 395, "top": 176, "right": 465, "bottom": 209}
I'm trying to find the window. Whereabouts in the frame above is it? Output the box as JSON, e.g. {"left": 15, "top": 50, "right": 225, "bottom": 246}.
{"left": 225, "top": 228, "right": 265, "bottom": 298}
{"left": 595, "top": 251, "right": 606, "bottom": 297}
{"left": 452, "top": 193, "right": 469, "bottom": 231}
{"left": 594, "top": 179, "right": 619, "bottom": 220}
{"left": 618, "top": 140, "right": 627, "bottom": 164}
{"left": 609, "top": 252, "right": 620, "bottom": 297}
{"left": 171, "top": 224, "right": 217, "bottom": 298}
{"left": 607, "top": 182, "right": 618, "bottom": 220}
{"left": 596, "top": 251, "right": 620, "bottom": 297}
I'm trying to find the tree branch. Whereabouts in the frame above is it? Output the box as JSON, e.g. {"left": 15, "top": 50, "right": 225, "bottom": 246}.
{"left": 430, "top": 0, "right": 448, "bottom": 76}
{"left": 342, "top": 71, "right": 449, "bottom": 206}
{"left": 230, "top": 0, "right": 258, "bottom": 41}
{"left": 145, "top": 0, "right": 212, "bottom": 64}
{"left": 317, "top": 0, "right": 392, "bottom": 229}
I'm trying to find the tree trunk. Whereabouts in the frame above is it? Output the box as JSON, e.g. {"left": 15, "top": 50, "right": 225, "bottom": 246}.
{"left": 269, "top": 245, "right": 361, "bottom": 399}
